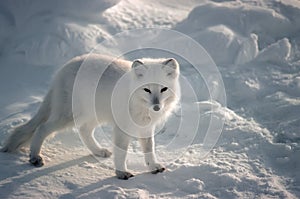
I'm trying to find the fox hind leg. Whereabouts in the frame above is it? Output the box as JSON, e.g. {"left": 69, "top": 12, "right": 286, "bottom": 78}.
{"left": 29, "top": 119, "right": 67, "bottom": 167}
{"left": 79, "top": 123, "right": 112, "bottom": 158}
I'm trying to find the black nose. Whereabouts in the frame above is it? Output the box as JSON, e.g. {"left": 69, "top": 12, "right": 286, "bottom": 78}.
{"left": 153, "top": 105, "right": 160, "bottom": 111}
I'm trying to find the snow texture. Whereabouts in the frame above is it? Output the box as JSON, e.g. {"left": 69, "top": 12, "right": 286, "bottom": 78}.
{"left": 0, "top": 0, "right": 300, "bottom": 198}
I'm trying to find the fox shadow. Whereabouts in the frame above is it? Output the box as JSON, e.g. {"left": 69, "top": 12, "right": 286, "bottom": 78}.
{"left": 0, "top": 153, "right": 100, "bottom": 199}
{"left": 0, "top": 151, "right": 225, "bottom": 199}
{"left": 59, "top": 169, "right": 169, "bottom": 199}
{"left": 0, "top": 152, "right": 162, "bottom": 199}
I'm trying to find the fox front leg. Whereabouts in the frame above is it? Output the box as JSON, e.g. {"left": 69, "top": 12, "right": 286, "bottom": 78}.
{"left": 113, "top": 127, "right": 134, "bottom": 180}
{"left": 139, "top": 137, "right": 165, "bottom": 174}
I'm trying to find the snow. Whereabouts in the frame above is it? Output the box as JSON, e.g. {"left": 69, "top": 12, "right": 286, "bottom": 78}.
{"left": 0, "top": 0, "right": 300, "bottom": 198}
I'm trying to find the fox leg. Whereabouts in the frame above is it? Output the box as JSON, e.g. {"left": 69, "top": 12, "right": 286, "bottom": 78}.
{"left": 113, "top": 126, "right": 133, "bottom": 180}
{"left": 139, "top": 136, "right": 165, "bottom": 174}
{"left": 29, "top": 120, "right": 65, "bottom": 167}
{"left": 79, "top": 123, "right": 111, "bottom": 158}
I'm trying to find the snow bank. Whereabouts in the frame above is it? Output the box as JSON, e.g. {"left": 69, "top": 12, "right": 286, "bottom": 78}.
{"left": 254, "top": 38, "right": 291, "bottom": 64}
{"left": 0, "top": 0, "right": 119, "bottom": 66}
{"left": 175, "top": 2, "right": 298, "bottom": 65}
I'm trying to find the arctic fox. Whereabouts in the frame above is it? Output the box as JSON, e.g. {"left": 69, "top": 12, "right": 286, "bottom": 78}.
{"left": 1, "top": 54, "right": 180, "bottom": 180}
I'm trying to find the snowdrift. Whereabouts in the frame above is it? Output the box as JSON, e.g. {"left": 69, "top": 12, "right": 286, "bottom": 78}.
{"left": 175, "top": 2, "right": 299, "bottom": 65}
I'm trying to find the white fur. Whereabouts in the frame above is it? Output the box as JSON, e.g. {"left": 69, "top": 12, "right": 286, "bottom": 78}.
{"left": 1, "top": 54, "right": 180, "bottom": 179}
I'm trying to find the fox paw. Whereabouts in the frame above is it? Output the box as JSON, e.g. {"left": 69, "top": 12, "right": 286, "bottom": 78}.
{"left": 116, "top": 170, "right": 134, "bottom": 180}
{"left": 29, "top": 155, "right": 44, "bottom": 167}
{"left": 150, "top": 163, "right": 165, "bottom": 174}
{"left": 93, "top": 148, "right": 112, "bottom": 158}
{"left": 0, "top": 146, "right": 8, "bottom": 152}
{"left": 0, "top": 145, "right": 16, "bottom": 153}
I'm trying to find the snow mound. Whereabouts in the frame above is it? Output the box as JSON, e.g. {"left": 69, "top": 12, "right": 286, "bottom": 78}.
{"left": 175, "top": 2, "right": 298, "bottom": 65}
{"left": 254, "top": 38, "right": 291, "bottom": 64}
{"left": 0, "top": 0, "right": 118, "bottom": 66}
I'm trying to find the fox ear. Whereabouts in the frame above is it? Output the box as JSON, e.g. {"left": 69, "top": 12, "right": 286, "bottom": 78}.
{"left": 162, "top": 58, "right": 179, "bottom": 78}
{"left": 132, "top": 59, "right": 148, "bottom": 78}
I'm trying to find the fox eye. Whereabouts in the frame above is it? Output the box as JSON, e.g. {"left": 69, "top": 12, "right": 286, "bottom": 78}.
{"left": 160, "top": 87, "right": 168, "bottom": 93}
{"left": 143, "top": 88, "right": 151, "bottom": 93}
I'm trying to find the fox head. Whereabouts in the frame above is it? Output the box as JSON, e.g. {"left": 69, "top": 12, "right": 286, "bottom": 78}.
{"left": 130, "top": 58, "right": 180, "bottom": 121}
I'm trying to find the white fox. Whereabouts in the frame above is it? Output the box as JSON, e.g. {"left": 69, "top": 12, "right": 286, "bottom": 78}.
{"left": 1, "top": 54, "right": 180, "bottom": 180}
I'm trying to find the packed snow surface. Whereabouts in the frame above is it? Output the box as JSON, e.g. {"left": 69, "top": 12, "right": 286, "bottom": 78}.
{"left": 0, "top": 0, "right": 300, "bottom": 198}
